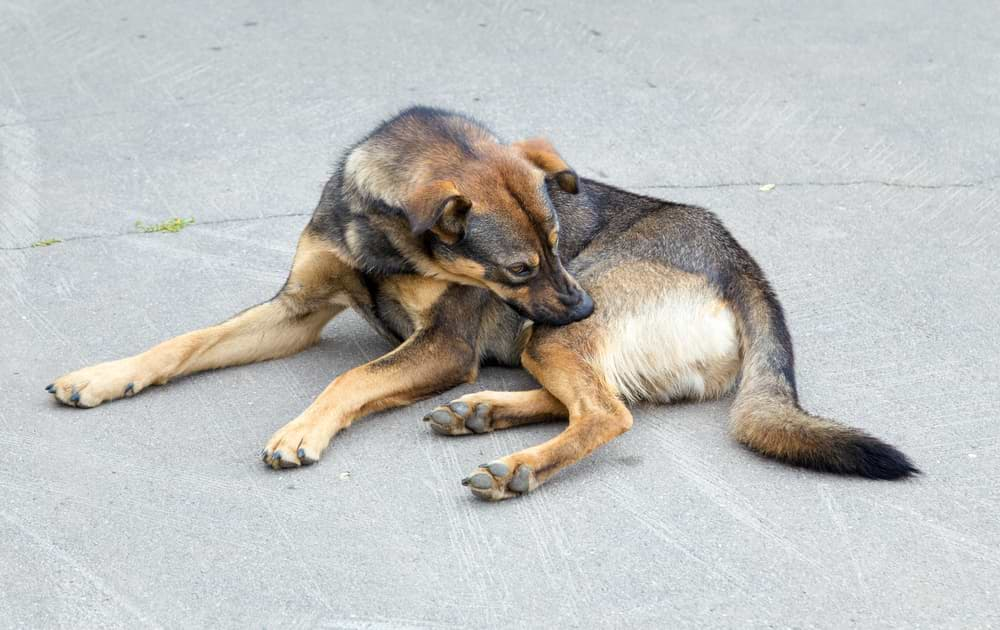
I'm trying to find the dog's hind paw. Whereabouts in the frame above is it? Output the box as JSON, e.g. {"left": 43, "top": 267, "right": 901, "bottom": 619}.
{"left": 462, "top": 460, "right": 537, "bottom": 501}
{"left": 423, "top": 401, "right": 492, "bottom": 435}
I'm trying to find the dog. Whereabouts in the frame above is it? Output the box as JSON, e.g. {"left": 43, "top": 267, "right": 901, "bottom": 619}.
{"left": 47, "top": 106, "right": 918, "bottom": 499}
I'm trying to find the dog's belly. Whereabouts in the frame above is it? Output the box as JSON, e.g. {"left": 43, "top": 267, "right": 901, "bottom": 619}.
{"left": 585, "top": 263, "right": 741, "bottom": 404}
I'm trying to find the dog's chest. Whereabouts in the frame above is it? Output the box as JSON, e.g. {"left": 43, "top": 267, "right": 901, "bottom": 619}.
{"left": 354, "top": 274, "right": 525, "bottom": 366}
{"left": 350, "top": 274, "right": 454, "bottom": 344}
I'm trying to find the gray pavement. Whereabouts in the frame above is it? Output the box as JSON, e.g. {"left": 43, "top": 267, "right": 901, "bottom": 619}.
{"left": 2, "top": 1, "right": 998, "bottom": 628}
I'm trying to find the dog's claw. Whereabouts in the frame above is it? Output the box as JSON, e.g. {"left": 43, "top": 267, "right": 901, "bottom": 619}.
{"left": 296, "top": 448, "right": 318, "bottom": 465}
{"left": 47, "top": 358, "right": 141, "bottom": 408}
{"left": 262, "top": 418, "right": 331, "bottom": 469}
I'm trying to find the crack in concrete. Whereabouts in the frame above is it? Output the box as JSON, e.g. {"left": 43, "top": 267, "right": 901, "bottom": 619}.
{"left": 632, "top": 175, "right": 1000, "bottom": 191}
{"left": 3, "top": 173, "right": 998, "bottom": 252}
{"left": 0, "top": 211, "right": 311, "bottom": 252}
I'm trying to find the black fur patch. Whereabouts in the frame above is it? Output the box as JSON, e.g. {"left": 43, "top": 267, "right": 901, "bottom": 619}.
{"left": 768, "top": 427, "right": 921, "bottom": 480}
{"left": 837, "top": 433, "right": 921, "bottom": 480}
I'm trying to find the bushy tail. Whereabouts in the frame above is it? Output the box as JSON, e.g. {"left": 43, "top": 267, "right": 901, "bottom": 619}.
{"left": 728, "top": 275, "right": 918, "bottom": 479}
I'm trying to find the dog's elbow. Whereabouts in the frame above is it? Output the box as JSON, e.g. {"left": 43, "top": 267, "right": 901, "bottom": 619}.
{"left": 428, "top": 336, "right": 478, "bottom": 385}
{"left": 403, "top": 327, "right": 480, "bottom": 386}
{"left": 449, "top": 341, "right": 479, "bottom": 383}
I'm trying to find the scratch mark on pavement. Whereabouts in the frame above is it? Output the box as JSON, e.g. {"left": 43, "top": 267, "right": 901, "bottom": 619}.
{"left": 0, "top": 510, "right": 163, "bottom": 628}
{"left": 818, "top": 485, "right": 874, "bottom": 606}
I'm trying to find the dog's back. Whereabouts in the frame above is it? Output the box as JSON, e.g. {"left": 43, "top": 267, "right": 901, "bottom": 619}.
{"left": 544, "top": 179, "right": 917, "bottom": 478}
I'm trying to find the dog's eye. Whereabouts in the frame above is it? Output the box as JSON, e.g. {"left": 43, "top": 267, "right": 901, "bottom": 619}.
{"left": 506, "top": 263, "right": 534, "bottom": 278}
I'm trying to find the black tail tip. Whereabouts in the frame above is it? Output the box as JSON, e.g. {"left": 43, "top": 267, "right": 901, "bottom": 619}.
{"left": 848, "top": 435, "right": 920, "bottom": 480}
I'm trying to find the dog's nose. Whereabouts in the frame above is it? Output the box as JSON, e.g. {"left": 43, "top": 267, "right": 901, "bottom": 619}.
{"left": 558, "top": 290, "right": 584, "bottom": 307}
{"left": 567, "top": 292, "right": 594, "bottom": 321}
{"left": 553, "top": 291, "right": 593, "bottom": 323}
{"left": 527, "top": 290, "right": 594, "bottom": 326}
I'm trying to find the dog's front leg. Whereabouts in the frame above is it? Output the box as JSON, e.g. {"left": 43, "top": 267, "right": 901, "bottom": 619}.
{"left": 261, "top": 289, "right": 483, "bottom": 469}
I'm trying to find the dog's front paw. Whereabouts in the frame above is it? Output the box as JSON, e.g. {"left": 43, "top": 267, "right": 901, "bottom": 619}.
{"left": 48, "top": 359, "right": 145, "bottom": 408}
{"left": 462, "top": 459, "right": 537, "bottom": 501}
{"left": 423, "top": 400, "right": 493, "bottom": 435}
{"left": 261, "top": 417, "right": 334, "bottom": 470}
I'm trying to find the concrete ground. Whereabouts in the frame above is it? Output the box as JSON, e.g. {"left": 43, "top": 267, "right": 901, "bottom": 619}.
{"left": 2, "top": 1, "right": 997, "bottom": 627}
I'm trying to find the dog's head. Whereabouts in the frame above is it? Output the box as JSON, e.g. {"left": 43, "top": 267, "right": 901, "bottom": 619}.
{"left": 403, "top": 138, "right": 593, "bottom": 326}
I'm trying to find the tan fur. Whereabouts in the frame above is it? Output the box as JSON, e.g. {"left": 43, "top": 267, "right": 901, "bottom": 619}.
{"left": 587, "top": 263, "right": 740, "bottom": 403}
{"left": 512, "top": 138, "right": 572, "bottom": 176}
{"left": 264, "top": 320, "right": 479, "bottom": 468}
{"left": 467, "top": 335, "right": 634, "bottom": 500}
{"left": 466, "top": 389, "right": 567, "bottom": 424}
{"left": 345, "top": 117, "right": 501, "bottom": 210}
{"left": 431, "top": 388, "right": 567, "bottom": 435}
{"left": 380, "top": 276, "right": 451, "bottom": 325}
{"left": 51, "top": 231, "right": 350, "bottom": 407}
{"left": 404, "top": 179, "right": 469, "bottom": 240}
{"left": 730, "top": 389, "right": 853, "bottom": 462}
{"left": 457, "top": 265, "right": 745, "bottom": 500}
{"left": 436, "top": 257, "right": 488, "bottom": 282}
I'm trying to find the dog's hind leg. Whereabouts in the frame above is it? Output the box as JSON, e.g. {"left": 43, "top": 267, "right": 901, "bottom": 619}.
{"left": 48, "top": 230, "right": 354, "bottom": 408}
{"left": 461, "top": 324, "right": 632, "bottom": 501}
{"left": 423, "top": 389, "right": 568, "bottom": 436}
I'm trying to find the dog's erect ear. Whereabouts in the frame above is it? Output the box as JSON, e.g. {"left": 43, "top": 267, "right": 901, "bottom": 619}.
{"left": 512, "top": 137, "right": 579, "bottom": 194}
{"left": 404, "top": 180, "right": 472, "bottom": 243}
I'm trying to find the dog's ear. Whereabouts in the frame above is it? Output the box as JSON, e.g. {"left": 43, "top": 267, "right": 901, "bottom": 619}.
{"left": 512, "top": 137, "right": 579, "bottom": 194}
{"left": 404, "top": 180, "right": 472, "bottom": 243}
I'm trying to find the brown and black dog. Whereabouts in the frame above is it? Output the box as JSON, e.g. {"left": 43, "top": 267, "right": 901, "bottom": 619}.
{"left": 47, "top": 106, "right": 917, "bottom": 499}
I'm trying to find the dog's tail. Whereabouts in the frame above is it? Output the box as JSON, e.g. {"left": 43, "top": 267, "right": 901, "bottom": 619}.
{"left": 727, "top": 272, "right": 918, "bottom": 479}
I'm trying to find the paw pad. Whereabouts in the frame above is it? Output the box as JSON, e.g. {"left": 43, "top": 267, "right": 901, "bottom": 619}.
{"left": 462, "top": 461, "right": 536, "bottom": 501}
{"left": 464, "top": 473, "right": 494, "bottom": 489}
{"left": 485, "top": 461, "right": 508, "bottom": 476}
{"left": 464, "top": 404, "right": 491, "bottom": 433}
{"left": 424, "top": 409, "right": 454, "bottom": 429}
{"left": 508, "top": 465, "right": 532, "bottom": 493}
{"left": 424, "top": 401, "right": 492, "bottom": 435}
